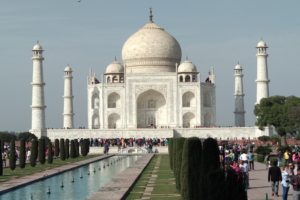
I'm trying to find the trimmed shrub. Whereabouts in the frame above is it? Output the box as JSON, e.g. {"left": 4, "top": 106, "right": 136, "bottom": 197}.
{"left": 86, "top": 139, "right": 90, "bottom": 155}
{"left": 168, "top": 138, "right": 174, "bottom": 170}
{"left": 60, "top": 139, "right": 66, "bottom": 160}
{"left": 201, "top": 138, "right": 221, "bottom": 200}
{"left": 48, "top": 142, "right": 53, "bottom": 164}
{"left": 54, "top": 139, "right": 59, "bottom": 157}
{"left": 74, "top": 139, "right": 79, "bottom": 157}
{"left": 258, "top": 135, "right": 270, "bottom": 143}
{"left": 19, "top": 139, "right": 26, "bottom": 168}
{"left": 173, "top": 138, "right": 177, "bottom": 174}
{"left": 30, "top": 139, "right": 38, "bottom": 167}
{"left": 180, "top": 137, "right": 202, "bottom": 200}
{"left": 65, "top": 139, "right": 69, "bottom": 159}
{"left": 255, "top": 146, "right": 272, "bottom": 157}
{"left": 9, "top": 139, "right": 16, "bottom": 170}
{"left": 70, "top": 140, "right": 76, "bottom": 158}
{"left": 0, "top": 139, "right": 3, "bottom": 175}
{"left": 175, "top": 137, "right": 186, "bottom": 191}
{"left": 38, "top": 138, "right": 46, "bottom": 164}
{"left": 256, "top": 154, "right": 265, "bottom": 162}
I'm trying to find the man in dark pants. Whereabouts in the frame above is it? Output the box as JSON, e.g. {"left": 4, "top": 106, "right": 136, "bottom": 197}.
{"left": 268, "top": 160, "right": 282, "bottom": 197}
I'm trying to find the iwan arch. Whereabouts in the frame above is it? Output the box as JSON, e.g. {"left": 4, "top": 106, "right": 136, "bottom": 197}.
{"left": 29, "top": 11, "right": 271, "bottom": 140}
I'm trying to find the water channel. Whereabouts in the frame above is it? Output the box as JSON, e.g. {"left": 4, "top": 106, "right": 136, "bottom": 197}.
{"left": 0, "top": 155, "right": 140, "bottom": 200}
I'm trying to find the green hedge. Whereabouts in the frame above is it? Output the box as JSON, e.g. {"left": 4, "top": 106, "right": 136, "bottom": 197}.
{"left": 180, "top": 137, "right": 202, "bottom": 200}
{"left": 168, "top": 138, "right": 174, "bottom": 170}
{"left": 60, "top": 139, "right": 66, "bottom": 160}
{"left": 54, "top": 139, "right": 59, "bottom": 157}
{"left": 19, "top": 139, "right": 26, "bottom": 168}
{"left": 30, "top": 140, "right": 38, "bottom": 167}
{"left": 48, "top": 142, "right": 53, "bottom": 164}
{"left": 38, "top": 138, "right": 46, "bottom": 164}
{"left": 9, "top": 139, "right": 16, "bottom": 170}
{"left": 175, "top": 137, "right": 186, "bottom": 191}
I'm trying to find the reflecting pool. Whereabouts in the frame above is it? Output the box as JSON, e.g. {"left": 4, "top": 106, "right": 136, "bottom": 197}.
{"left": 0, "top": 155, "right": 140, "bottom": 200}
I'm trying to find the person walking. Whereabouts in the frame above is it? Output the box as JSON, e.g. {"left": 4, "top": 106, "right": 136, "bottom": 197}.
{"left": 281, "top": 165, "right": 291, "bottom": 200}
{"left": 248, "top": 151, "right": 255, "bottom": 170}
{"left": 268, "top": 160, "right": 282, "bottom": 197}
{"left": 291, "top": 168, "right": 300, "bottom": 200}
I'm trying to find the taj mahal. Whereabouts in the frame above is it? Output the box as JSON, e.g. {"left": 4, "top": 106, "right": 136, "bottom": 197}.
{"left": 29, "top": 11, "right": 272, "bottom": 140}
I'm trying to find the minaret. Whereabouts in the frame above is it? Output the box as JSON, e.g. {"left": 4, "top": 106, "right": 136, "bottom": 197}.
{"left": 209, "top": 67, "right": 216, "bottom": 84}
{"left": 234, "top": 63, "right": 245, "bottom": 127}
{"left": 30, "top": 42, "right": 46, "bottom": 137}
{"left": 63, "top": 65, "right": 74, "bottom": 128}
{"left": 256, "top": 40, "right": 269, "bottom": 104}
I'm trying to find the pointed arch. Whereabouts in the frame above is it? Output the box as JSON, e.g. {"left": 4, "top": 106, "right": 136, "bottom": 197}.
{"left": 182, "top": 91, "right": 195, "bottom": 107}
{"left": 108, "top": 113, "right": 120, "bottom": 129}
{"left": 182, "top": 112, "right": 195, "bottom": 128}
{"left": 107, "top": 92, "right": 120, "bottom": 108}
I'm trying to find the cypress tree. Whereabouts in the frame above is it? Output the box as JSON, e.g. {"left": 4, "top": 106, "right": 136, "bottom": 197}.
{"left": 30, "top": 139, "right": 38, "bottom": 167}
{"left": 201, "top": 138, "right": 221, "bottom": 200}
{"left": 74, "top": 139, "right": 79, "bottom": 157}
{"left": 9, "top": 139, "right": 16, "bottom": 170}
{"left": 65, "top": 139, "right": 69, "bottom": 159}
{"left": 205, "top": 169, "right": 225, "bottom": 200}
{"left": 168, "top": 138, "right": 174, "bottom": 170}
{"left": 38, "top": 138, "right": 46, "bottom": 164}
{"left": 175, "top": 137, "right": 186, "bottom": 191}
{"left": 172, "top": 138, "right": 177, "bottom": 174}
{"left": 60, "top": 139, "right": 66, "bottom": 160}
{"left": 80, "top": 139, "right": 85, "bottom": 156}
{"left": 54, "top": 139, "right": 60, "bottom": 157}
{"left": 70, "top": 140, "right": 76, "bottom": 158}
{"left": 19, "top": 139, "right": 26, "bottom": 168}
{"left": 202, "top": 138, "right": 220, "bottom": 172}
{"left": 86, "top": 139, "right": 90, "bottom": 155}
{"left": 180, "top": 137, "right": 202, "bottom": 200}
{"left": 0, "top": 140, "right": 3, "bottom": 176}
{"left": 48, "top": 142, "right": 53, "bottom": 164}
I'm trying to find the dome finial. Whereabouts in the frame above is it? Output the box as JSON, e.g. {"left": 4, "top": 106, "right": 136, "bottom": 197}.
{"left": 149, "top": 7, "right": 153, "bottom": 22}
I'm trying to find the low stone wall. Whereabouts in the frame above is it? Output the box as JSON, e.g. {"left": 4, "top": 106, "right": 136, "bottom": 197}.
{"left": 43, "top": 126, "right": 272, "bottom": 141}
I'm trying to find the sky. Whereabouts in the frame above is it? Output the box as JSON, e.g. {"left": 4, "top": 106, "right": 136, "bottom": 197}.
{"left": 0, "top": 1, "right": 300, "bottom": 132}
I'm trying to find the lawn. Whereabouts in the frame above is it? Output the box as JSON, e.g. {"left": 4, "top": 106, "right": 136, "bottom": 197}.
{"left": 0, "top": 155, "right": 99, "bottom": 183}
{"left": 126, "top": 154, "right": 182, "bottom": 200}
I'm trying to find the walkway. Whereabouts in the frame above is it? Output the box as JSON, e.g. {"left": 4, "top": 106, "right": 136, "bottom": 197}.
{"left": 248, "top": 161, "right": 292, "bottom": 200}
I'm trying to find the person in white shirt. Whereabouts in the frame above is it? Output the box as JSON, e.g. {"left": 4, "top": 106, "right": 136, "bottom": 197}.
{"left": 281, "top": 165, "right": 290, "bottom": 200}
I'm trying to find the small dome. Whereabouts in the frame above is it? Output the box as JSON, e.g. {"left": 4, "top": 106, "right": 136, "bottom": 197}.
{"left": 32, "top": 42, "right": 43, "bottom": 51}
{"left": 105, "top": 60, "right": 124, "bottom": 74}
{"left": 178, "top": 60, "right": 197, "bottom": 73}
{"left": 234, "top": 63, "right": 242, "bottom": 70}
{"left": 256, "top": 40, "right": 267, "bottom": 48}
{"left": 64, "top": 65, "right": 72, "bottom": 72}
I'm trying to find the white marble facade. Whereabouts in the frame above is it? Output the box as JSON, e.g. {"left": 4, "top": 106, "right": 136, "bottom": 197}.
{"left": 87, "top": 18, "right": 216, "bottom": 130}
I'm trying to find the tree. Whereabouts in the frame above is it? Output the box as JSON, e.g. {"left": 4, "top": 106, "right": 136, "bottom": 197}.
{"left": 48, "top": 142, "right": 53, "bottom": 164}
{"left": 54, "top": 139, "right": 59, "bottom": 157}
{"left": 65, "top": 139, "right": 70, "bottom": 159}
{"left": 17, "top": 132, "right": 37, "bottom": 142}
{"left": 0, "top": 132, "right": 16, "bottom": 142}
{"left": 74, "top": 139, "right": 79, "bottom": 157}
{"left": 30, "top": 139, "right": 38, "bottom": 167}
{"left": 175, "top": 137, "right": 186, "bottom": 191}
{"left": 19, "top": 139, "right": 26, "bottom": 168}
{"left": 254, "top": 96, "right": 300, "bottom": 146}
{"left": 0, "top": 139, "right": 3, "bottom": 176}
{"left": 168, "top": 138, "right": 174, "bottom": 170}
{"left": 257, "top": 135, "right": 270, "bottom": 143}
{"left": 60, "top": 139, "right": 66, "bottom": 160}
{"left": 180, "top": 137, "right": 202, "bottom": 200}
{"left": 70, "top": 140, "right": 76, "bottom": 158}
{"left": 201, "top": 138, "right": 221, "bottom": 200}
{"left": 38, "top": 138, "right": 46, "bottom": 164}
{"left": 172, "top": 138, "right": 177, "bottom": 174}
{"left": 9, "top": 139, "right": 16, "bottom": 170}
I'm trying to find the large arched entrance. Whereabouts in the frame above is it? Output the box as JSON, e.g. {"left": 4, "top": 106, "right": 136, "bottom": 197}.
{"left": 136, "top": 89, "right": 166, "bottom": 128}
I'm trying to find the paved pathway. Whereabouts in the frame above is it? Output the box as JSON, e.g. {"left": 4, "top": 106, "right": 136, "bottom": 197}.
{"left": 248, "top": 161, "right": 292, "bottom": 200}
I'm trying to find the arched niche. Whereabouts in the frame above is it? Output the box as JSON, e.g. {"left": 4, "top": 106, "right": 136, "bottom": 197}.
{"left": 182, "top": 112, "right": 195, "bottom": 128}
{"left": 107, "top": 92, "right": 121, "bottom": 108}
{"left": 203, "top": 91, "right": 212, "bottom": 107}
{"left": 92, "top": 114, "right": 100, "bottom": 129}
{"left": 182, "top": 91, "right": 195, "bottom": 107}
{"left": 91, "top": 88, "right": 99, "bottom": 109}
{"left": 108, "top": 113, "right": 120, "bottom": 129}
{"left": 136, "top": 89, "right": 166, "bottom": 128}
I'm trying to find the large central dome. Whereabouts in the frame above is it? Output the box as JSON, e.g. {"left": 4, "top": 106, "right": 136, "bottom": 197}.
{"left": 122, "top": 20, "right": 182, "bottom": 73}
